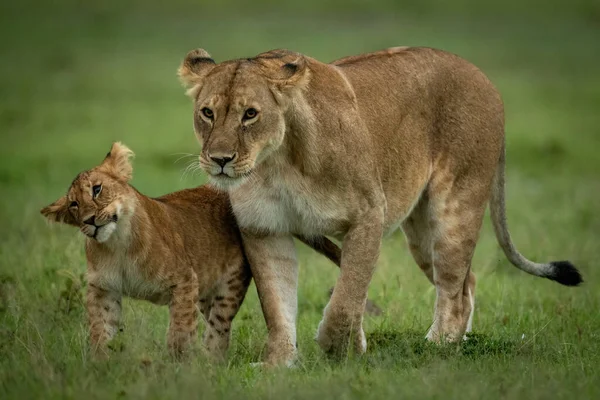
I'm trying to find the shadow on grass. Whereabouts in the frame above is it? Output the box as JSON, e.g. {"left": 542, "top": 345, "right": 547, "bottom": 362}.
{"left": 365, "top": 330, "right": 520, "bottom": 367}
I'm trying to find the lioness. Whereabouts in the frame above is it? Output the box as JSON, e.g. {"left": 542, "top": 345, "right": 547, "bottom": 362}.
{"left": 41, "top": 142, "right": 341, "bottom": 359}
{"left": 178, "top": 47, "right": 583, "bottom": 365}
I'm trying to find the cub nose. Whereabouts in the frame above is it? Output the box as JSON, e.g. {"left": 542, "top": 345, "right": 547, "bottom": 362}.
{"left": 83, "top": 216, "right": 96, "bottom": 226}
{"left": 209, "top": 154, "right": 236, "bottom": 168}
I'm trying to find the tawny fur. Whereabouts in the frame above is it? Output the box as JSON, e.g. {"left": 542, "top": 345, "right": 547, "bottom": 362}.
{"left": 41, "top": 142, "right": 342, "bottom": 360}
{"left": 178, "top": 47, "right": 582, "bottom": 365}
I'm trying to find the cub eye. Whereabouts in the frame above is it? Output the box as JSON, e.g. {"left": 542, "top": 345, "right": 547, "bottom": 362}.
{"left": 69, "top": 201, "right": 78, "bottom": 208}
{"left": 201, "top": 107, "right": 214, "bottom": 119}
{"left": 243, "top": 108, "right": 258, "bottom": 120}
{"left": 92, "top": 185, "right": 102, "bottom": 198}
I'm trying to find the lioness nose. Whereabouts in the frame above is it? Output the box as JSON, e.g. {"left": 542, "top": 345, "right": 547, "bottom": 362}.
{"left": 83, "top": 216, "right": 96, "bottom": 226}
{"left": 210, "top": 155, "right": 235, "bottom": 168}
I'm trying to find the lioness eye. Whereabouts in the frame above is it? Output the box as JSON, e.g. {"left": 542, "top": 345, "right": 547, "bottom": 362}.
{"left": 243, "top": 108, "right": 258, "bottom": 120}
{"left": 69, "top": 201, "right": 78, "bottom": 208}
{"left": 92, "top": 185, "right": 102, "bottom": 198}
{"left": 201, "top": 107, "right": 214, "bottom": 119}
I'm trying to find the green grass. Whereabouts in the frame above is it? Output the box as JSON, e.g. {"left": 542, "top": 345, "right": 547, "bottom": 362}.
{"left": 1, "top": 1, "right": 599, "bottom": 399}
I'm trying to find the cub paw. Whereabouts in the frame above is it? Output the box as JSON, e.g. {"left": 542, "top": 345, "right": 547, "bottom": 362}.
{"left": 89, "top": 344, "right": 111, "bottom": 361}
{"left": 167, "top": 331, "right": 195, "bottom": 359}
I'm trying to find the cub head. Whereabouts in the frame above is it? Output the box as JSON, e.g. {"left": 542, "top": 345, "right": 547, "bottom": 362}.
{"left": 41, "top": 142, "right": 135, "bottom": 243}
{"left": 178, "top": 48, "right": 311, "bottom": 189}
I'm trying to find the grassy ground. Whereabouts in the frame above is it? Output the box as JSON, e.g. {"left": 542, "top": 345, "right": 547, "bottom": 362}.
{"left": 1, "top": 1, "right": 599, "bottom": 398}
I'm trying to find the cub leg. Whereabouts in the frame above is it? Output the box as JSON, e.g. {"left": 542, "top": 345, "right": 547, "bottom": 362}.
{"left": 167, "top": 272, "right": 200, "bottom": 357}
{"left": 203, "top": 265, "right": 251, "bottom": 361}
{"left": 199, "top": 295, "right": 213, "bottom": 322}
{"left": 86, "top": 283, "right": 122, "bottom": 359}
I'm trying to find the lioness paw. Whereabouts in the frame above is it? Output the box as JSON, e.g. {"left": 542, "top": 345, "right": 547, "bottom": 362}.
{"left": 315, "top": 318, "right": 367, "bottom": 357}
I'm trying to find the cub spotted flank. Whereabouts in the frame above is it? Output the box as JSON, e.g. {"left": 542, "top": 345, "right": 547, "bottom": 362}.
{"left": 41, "top": 142, "right": 342, "bottom": 360}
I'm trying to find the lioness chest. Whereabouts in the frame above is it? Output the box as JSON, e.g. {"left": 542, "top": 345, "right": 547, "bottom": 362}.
{"left": 231, "top": 176, "right": 349, "bottom": 238}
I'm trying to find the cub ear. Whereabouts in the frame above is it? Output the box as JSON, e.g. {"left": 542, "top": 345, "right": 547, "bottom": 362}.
{"left": 40, "top": 196, "right": 78, "bottom": 226}
{"left": 255, "top": 49, "right": 311, "bottom": 92}
{"left": 178, "top": 48, "right": 216, "bottom": 94}
{"left": 101, "top": 142, "right": 134, "bottom": 182}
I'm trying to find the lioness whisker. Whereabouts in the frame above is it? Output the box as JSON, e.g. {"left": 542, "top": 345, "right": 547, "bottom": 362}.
{"left": 180, "top": 160, "right": 200, "bottom": 181}
{"left": 172, "top": 153, "right": 199, "bottom": 165}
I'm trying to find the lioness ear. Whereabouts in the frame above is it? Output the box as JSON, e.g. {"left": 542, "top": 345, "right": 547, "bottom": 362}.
{"left": 178, "top": 48, "right": 216, "bottom": 95}
{"left": 41, "top": 196, "right": 77, "bottom": 226}
{"left": 255, "top": 50, "right": 311, "bottom": 92}
{"left": 101, "top": 142, "right": 134, "bottom": 182}
{"left": 274, "top": 57, "right": 310, "bottom": 90}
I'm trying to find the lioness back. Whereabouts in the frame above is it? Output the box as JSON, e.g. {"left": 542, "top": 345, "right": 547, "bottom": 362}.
{"left": 328, "top": 47, "right": 505, "bottom": 227}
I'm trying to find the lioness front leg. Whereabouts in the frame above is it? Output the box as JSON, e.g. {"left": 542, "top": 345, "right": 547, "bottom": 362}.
{"left": 316, "top": 207, "right": 384, "bottom": 357}
{"left": 241, "top": 232, "right": 298, "bottom": 366}
{"left": 167, "top": 274, "right": 200, "bottom": 358}
{"left": 86, "top": 284, "right": 122, "bottom": 359}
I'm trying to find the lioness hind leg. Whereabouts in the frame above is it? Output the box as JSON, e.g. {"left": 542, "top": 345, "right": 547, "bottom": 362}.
{"left": 402, "top": 193, "right": 435, "bottom": 285}
{"left": 425, "top": 173, "right": 489, "bottom": 343}
{"left": 403, "top": 192, "right": 477, "bottom": 339}
{"left": 464, "top": 272, "right": 476, "bottom": 335}
{"left": 403, "top": 193, "right": 477, "bottom": 334}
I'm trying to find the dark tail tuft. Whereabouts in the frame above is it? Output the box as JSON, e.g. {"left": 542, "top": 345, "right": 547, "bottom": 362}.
{"left": 547, "top": 261, "right": 583, "bottom": 286}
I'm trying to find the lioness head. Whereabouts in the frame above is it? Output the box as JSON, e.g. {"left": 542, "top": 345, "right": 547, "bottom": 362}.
{"left": 178, "top": 48, "right": 311, "bottom": 189}
{"left": 41, "top": 142, "right": 135, "bottom": 243}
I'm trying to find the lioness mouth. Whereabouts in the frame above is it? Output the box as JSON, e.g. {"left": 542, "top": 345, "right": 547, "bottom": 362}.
{"left": 214, "top": 171, "right": 239, "bottom": 179}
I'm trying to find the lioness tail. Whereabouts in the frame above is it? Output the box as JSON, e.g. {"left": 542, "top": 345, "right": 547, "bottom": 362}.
{"left": 489, "top": 143, "right": 583, "bottom": 286}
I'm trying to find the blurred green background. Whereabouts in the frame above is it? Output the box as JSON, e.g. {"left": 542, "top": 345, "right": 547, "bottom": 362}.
{"left": 1, "top": 1, "right": 599, "bottom": 399}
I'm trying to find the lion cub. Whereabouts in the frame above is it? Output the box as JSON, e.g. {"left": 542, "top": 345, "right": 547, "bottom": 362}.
{"left": 41, "top": 142, "right": 340, "bottom": 360}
